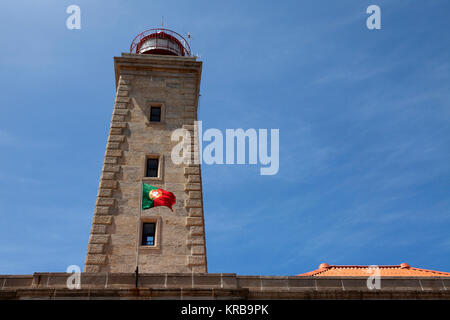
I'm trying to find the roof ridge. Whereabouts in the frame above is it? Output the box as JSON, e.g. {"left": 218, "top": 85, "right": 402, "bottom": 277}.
{"left": 328, "top": 265, "right": 404, "bottom": 268}
{"left": 410, "top": 267, "right": 450, "bottom": 276}
{"left": 299, "top": 269, "right": 327, "bottom": 276}
{"left": 297, "top": 263, "right": 450, "bottom": 277}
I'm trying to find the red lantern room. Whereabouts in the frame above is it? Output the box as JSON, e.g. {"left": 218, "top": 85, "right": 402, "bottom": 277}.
{"left": 130, "top": 28, "right": 191, "bottom": 56}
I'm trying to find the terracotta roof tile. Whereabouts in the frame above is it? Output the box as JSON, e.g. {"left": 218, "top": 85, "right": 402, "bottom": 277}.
{"left": 298, "top": 263, "right": 450, "bottom": 277}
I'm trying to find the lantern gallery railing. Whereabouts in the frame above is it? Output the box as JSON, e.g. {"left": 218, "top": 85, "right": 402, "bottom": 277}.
{"left": 130, "top": 28, "right": 191, "bottom": 56}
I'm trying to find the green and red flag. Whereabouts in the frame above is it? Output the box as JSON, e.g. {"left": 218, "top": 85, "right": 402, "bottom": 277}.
{"left": 142, "top": 183, "right": 176, "bottom": 211}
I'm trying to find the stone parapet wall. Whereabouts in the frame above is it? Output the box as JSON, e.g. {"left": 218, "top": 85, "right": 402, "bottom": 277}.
{"left": 1, "top": 273, "right": 449, "bottom": 300}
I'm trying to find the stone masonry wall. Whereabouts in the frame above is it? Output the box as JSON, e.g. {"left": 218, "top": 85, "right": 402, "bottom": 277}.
{"left": 2, "top": 273, "right": 450, "bottom": 300}
{"left": 84, "top": 54, "right": 207, "bottom": 273}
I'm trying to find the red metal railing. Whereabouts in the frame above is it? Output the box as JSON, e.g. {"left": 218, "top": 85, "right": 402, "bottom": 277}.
{"left": 130, "top": 28, "right": 191, "bottom": 56}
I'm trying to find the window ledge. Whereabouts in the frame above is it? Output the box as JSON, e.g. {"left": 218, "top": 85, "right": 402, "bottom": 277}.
{"left": 142, "top": 177, "right": 164, "bottom": 183}
{"left": 145, "top": 121, "right": 165, "bottom": 126}
{"left": 139, "top": 245, "right": 161, "bottom": 251}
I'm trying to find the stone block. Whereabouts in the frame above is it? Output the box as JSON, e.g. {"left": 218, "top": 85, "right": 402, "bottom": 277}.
{"left": 98, "top": 189, "right": 113, "bottom": 197}
{"left": 113, "top": 109, "right": 129, "bottom": 116}
{"left": 104, "top": 157, "right": 118, "bottom": 164}
{"left": 106, "top": 149, "right": 123, "bottom": 157}
{"left": 117, "top": 90, "right": 128, "bottom": 97}
{"left": 188, "top": 191, "right": 202, "bottom": 199}
{"left": 187, "top": 255, "right": 205, "bottom": 266}
{"left": 88, "top": 243, "right": 105, "bottom": 254}
{"left": 94, "top": 206, "right": 110, "bottom": 215}
{"left": 106, "top": 274, "right": 135, "bottom": 289}
{"left": 419, "top": 278, "right": 444, "bottom": 290}
{"left": 184, "top": 80, "right": 195, "bottom": 88}
{"left": 165, "top": 112, "right": 179, "bottom": 119}
{"left": 84, "top": 265, "right": 100, "bottom": 273}
{"left": 182, "top": 124, "right": 195, "bottom": 131}
{"left": 3, "top": 276, "right": 33, "bottom": 288}
{"left": 187, "top": 175, "right": 201, "bottom": 183}
{"left": 116, "top": 97, "right": 130, "bottom": 103}
{"left": 442, "top": 279, "right": 450, "bottom": 289}
{"left": 101, "top": 172, "right": 116, "bottom": 180}
{"left": 110, "top": 128, "right": 123, "bottom": 135}
{"left": 184, "top": 166, "right": 200, "bottom": 175}
{"left": 91, "top": 224, "right": 108, "bottom": 234}
{"left": 85, "top": 254, "right": 107, "bottom": 265}
{"left": 189, "top": 208, "right": 203, "bottom": 217}
{"left": 184, "top": 112, "right": 196, "bottom": 119}
{"left": 103, "top": 164, "right": 121, "bottom": 172}
{"left": 340, "top": 279, "right": 368, "bottom": 290}
{"left": 186, "top": 237, "right": 205, "bottom": 246}
{"left": 166, "top": 274, "right": 192, "bottom": 288}
{"left": 380, "top": 279, "right": 421, "bottom": 290}
{"left": 108, "top": 135, "right": 125, "bottom": 142}
{"left": 190, "top": 265, "right": 207, "bottom": 273}
{"left": 93, "top": 215, "right": 113, "bottom": 225}
{"left": 138, "top": 275, "right": 167, "bottom": 288}
{"left": 115, "top": 103, "right": 128, "bottom": 109}
{"left": 191, "top": 245, "right": 205, "bottom": 255}
{"left": 89, "top": 234, "right": 109, "bottom": 244}
{"left": 166, "top": 82, "right": 181, "bottom": 88}
{"left": 190, "top": 226, "right": 204, "bottom": 236}
{"left": 186, "top": 217, "right": 203, "bottom": 226}
{"left": 80, "top": 273, "right": 108, "bottom": 288}
{"left": 287, "top": 278, "right": 316, "bottom": 289}
{"left": 112, "top": 115, "right": 125, "bottom": 122}
{"left": 192, "top": 274, "right": 222, "bottom": 288}
{"left": 184, "top": 94, "right": 196, "bottom": 100}
{"left": 122, "top": 166, "right": 141, "bottom": 181}
{"left": 315, "top": 279, "right": 343, "bottom": 289}
{"left": 237, "top": 276, "right": 262, "bottom": 289}
{"left": 100, "top": 180, "right": 117, "bottom": 189}
{"left": 261, "top": 277, "right": 289, "bottom": 289}
{"left": 121, "top": 74, "right": 134, "bottom": 80}
{"left": 185, "top": 199, "right": 202, "bottom": 208}
{"left": 111, "top": 122, "right": 127, "bottom": 130}
{"left": 96, "top": 197, "right": 115, "bottom": 206}
{"left": 107, "top": 142, "right": 121, "bottom": 149}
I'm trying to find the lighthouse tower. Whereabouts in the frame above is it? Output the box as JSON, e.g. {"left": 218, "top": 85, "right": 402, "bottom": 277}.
{"left": 84, "top": 28, "right": 207, "bottom": 273}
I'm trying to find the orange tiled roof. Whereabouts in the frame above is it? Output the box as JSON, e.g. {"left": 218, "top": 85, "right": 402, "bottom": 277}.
{"left": 298, "top": 263, "right": 450, "bottom": 277}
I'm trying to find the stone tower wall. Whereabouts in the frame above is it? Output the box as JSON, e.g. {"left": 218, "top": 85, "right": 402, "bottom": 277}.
{"left": 84, "top": 54, "right": 207, "bottom": 273}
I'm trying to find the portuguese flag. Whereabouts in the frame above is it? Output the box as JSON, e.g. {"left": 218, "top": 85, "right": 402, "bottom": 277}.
{"left": 142, "top": 183, "right": 176, "bottom": 211}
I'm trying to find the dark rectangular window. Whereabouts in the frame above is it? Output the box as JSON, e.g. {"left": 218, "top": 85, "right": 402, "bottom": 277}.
{"left": 146, "top": 158, "right": 159, "bottom": 177}
{"left": 141, "top": 222, "right": 156, "bottom": 246}
{"left": 150, "top": 106, "right": 161, "bottom": 122}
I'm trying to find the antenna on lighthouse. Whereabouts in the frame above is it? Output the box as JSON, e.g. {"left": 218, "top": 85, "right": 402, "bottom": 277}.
{"left": 187, "top": 33, "right": 191, "bottom": 56}
{"left": 161, "top": 16, "right": 164, "bottom": 29}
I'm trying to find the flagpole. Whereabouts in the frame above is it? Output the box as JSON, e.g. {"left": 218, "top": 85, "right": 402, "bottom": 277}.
{"left": 135, "top": 181, "right": 143, "bottom": 286}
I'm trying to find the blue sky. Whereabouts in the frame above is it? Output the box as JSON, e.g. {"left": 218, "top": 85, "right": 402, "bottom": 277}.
{"left": 0, "top": 0, "right": 449, "bottom": 275}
